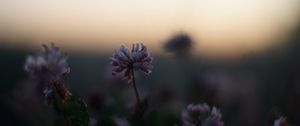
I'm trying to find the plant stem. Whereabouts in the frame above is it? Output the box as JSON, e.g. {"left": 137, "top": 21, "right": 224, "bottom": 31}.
{"left": 131, "top": 70, "right": 141, "bottom": 105}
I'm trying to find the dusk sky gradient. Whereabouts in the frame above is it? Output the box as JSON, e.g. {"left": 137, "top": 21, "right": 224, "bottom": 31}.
{"left": 0, "top": 0, "right": 299, "bottom": 58}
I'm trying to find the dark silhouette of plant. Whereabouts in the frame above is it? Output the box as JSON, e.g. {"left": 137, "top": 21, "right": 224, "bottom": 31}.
{"left": 24, "top": 43, "right": 90, "bottom": 126}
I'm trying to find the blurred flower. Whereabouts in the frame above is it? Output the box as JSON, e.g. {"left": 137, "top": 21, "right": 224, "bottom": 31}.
{"left": 182, "top": 103, "right": 210, "bottom": 126}
{"left": 164, "top": 32, "right": 193, "bottom": 56}
{"left": 89, "top": 118, "right": 98, "bottom": 126}
{"left": 182, "top": 103, "right": 224, "bottom": 126}
{"left": 112, "top": 116, "right": 130, "bottom": 126}
{"left": 24, "top": 43, "right": 70, "bottom": 82}
{"left": 24, "top": 43, "right": 71, "bottom": 104}
{"left": 273, "top": 117, "right": 287, "bottom": 126}
{"left": 110, "top": 43, "right": 153, "bottom": 83}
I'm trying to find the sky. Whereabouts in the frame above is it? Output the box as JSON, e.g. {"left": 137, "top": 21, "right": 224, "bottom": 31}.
{"left": 0, "top": 0, "right": 300, "bottom": 58}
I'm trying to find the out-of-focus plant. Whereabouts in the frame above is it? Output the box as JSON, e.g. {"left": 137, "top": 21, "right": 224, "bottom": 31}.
{"left": 163, "top": 32, "right": 193, "bottom": 57}
{"left": 24, "top": 43, "right": 90, "bottom": 126}
{"left": 110, "top": 43, "right": 153, "bottom": 125}
{"left": 181, "top": 103, "right": 224, "bottom": 126}
{"left": 273, "top": 117, "right": 289, "bottom": 126}
{"left": 21, "top": 43, "right": 295, "bottom": 126}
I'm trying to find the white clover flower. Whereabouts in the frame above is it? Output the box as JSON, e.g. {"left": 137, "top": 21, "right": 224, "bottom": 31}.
{"left": 24, "top": 43, "right": 71, "bottom": 104}
{"left": 112, "top": 116, "right": 130, "bottom": 126}
{"left": 182, "top": 103, "right": 224, "bottom": 126}
{"left": 110, "top": 43, "right": 153, "bottom": 83}
{"left": 274, "top": 117, "right": 287, "bottom": 126}
{"left": 24, "top": 43, "right": 70, "bottom": 81}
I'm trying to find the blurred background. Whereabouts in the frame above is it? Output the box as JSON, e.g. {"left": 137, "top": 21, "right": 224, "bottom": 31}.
{"left": 1, "top": 0, "right": 300, "bottom": 126}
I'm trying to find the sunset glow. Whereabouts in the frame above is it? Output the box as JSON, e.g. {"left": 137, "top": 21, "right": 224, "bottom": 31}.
{"left": 0, "top": 0, "right": 299, "bottom": 57}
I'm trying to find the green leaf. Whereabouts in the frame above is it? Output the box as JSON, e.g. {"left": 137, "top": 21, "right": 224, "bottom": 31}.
{"left": 56, "top": 95, "right": 90, "bottom": 126}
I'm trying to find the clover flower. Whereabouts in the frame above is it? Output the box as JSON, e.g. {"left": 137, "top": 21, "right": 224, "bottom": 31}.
{"left": 110, "top": 43, "right": 153, "bottom": 83}
{"left": 112, "top": 116, "right": 130, "bottom": 126}
{"left": 182, "top": 103, "right": 224, "bottom": 126}
{"left": 24, "top": 43, "right": 70, "bottom": 81}
{"left": 24, "top": 43, "right": 71, "bottom": 104}
{"left": 164, "top": 32, "right": 193, "bottom": 56}
{"left": 273, "top": 117, "right": 287, "bottom": 126}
